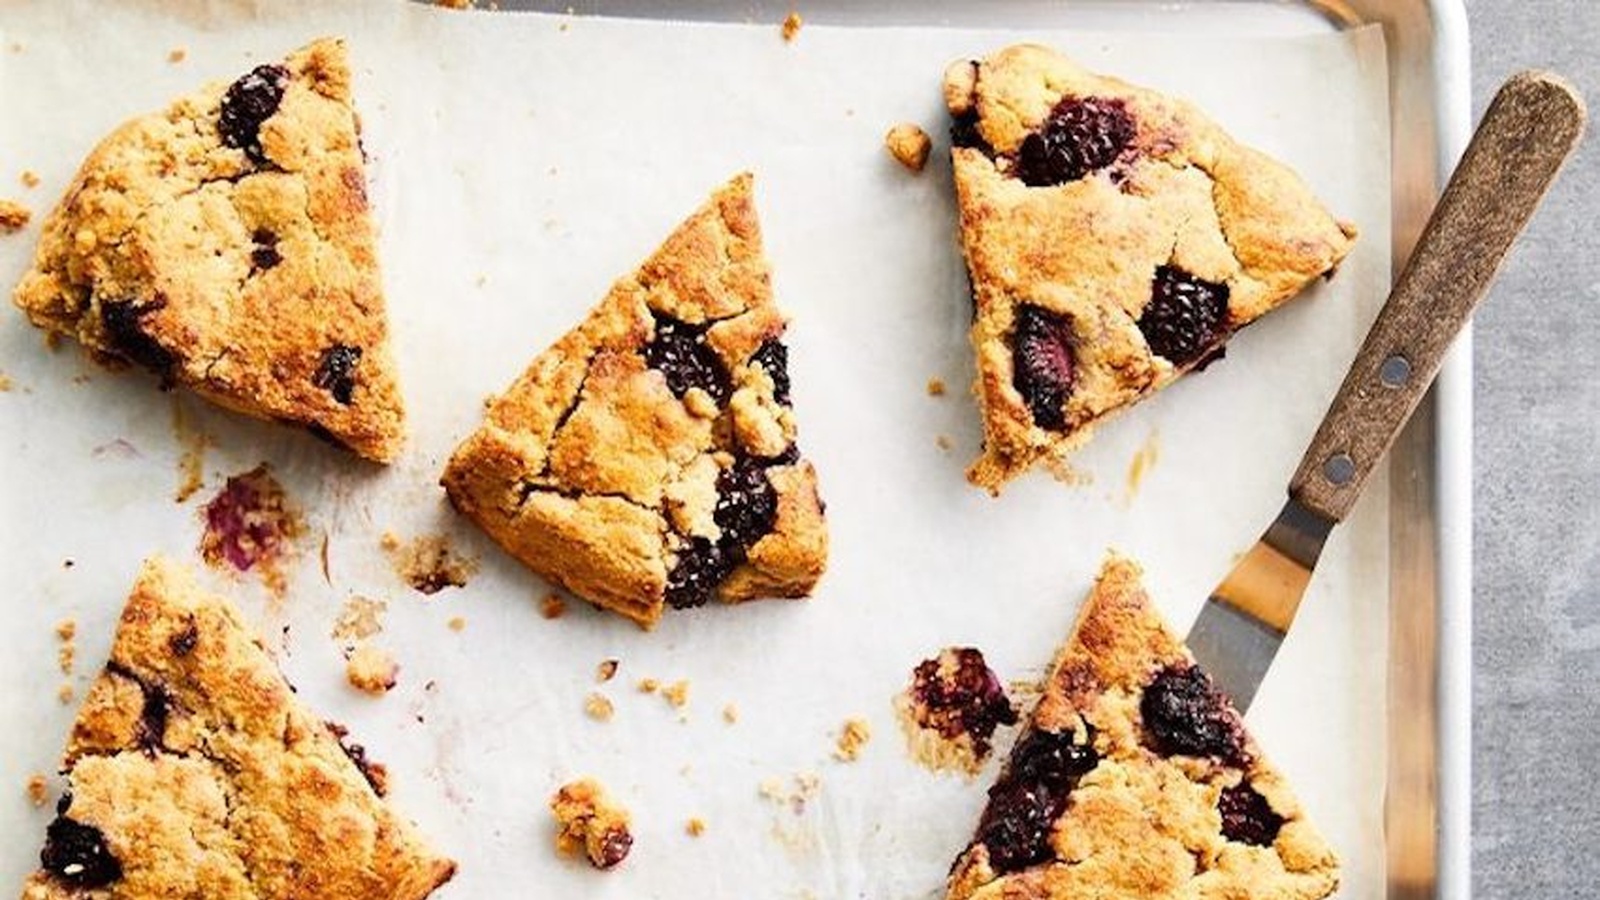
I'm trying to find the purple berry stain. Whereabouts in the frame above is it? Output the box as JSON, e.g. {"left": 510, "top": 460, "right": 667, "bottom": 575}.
{"left": 198, "top": 464, "right": 304, "bottom": 594}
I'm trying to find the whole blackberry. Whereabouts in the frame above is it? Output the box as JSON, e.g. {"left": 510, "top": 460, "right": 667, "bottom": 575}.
{"left": 1139, "top": 664, "right": 1248, "bottom": 765}
{"left": 714, "top": 460, "right": 778, "bottom": 552}
{"left": 1218, "top": 781, "right": 1284, "bottom": 847}
{"left": 1137, "top": 266, "right": 1231, "bottom": 366}
{"left": 1011, "top": 304, "right": 1076, "bottom": 432}
{"left": 749, "top": 339, "right": 791, "bottom": 406}
{"left": 664, "top": 537, "right": 735, "bottom": 609}
{"left": 1014, "top": 97, "right": 1135, "bottom": 187}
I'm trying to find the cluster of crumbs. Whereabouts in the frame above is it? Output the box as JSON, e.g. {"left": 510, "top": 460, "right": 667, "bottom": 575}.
{"left": 832, "top": 718, "right": 872, "bottom": 762}
{"left": 381, "top": 531, "right": 479, "bottom": 595}
{"left": 345, "top": 644, "right": 399, "bottom": 695}
{"left": 759, "top": 772, "right": 821, "bottom": 816}
{"left": 780, "top": 11, "right": 803, "bottom": 42}
{"left": 199, "top": 464, "right": 305, "bottom": 596}
{"left": 885, "top": 123, "right": 933, "bottom": 172}
{"left": 0, "top": 198, "right": 30, "bottom": 233}
{"left": 551, "top": 778, "right": 633, "bottom": 870}
{"left": 332, "top": 595, "right": 388, "bottom": 642}
{"left": 54, "top": 619, "right": 75, "bottom": 675}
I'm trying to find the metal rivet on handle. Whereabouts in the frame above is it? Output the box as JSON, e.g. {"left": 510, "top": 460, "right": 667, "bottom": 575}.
{"left": 1323, "top": 453, "right": 1356, "bottom": 486}
{"left": 1380, "top": 354, "right": 1412, "bottom": 387}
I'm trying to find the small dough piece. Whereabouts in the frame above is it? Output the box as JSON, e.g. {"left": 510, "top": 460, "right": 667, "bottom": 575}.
{"left": 551, "top": 778, "right": 633, "bottom": 870}
{"left": 884, "top": 123, "right": 932, "bottom": 172}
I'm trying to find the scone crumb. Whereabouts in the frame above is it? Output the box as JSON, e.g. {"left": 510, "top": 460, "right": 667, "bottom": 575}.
{"left": 541, "top": 593, "right": 567, "bottom": 619}
{"left": 19, "top": 170, "right": 39, "bottom": 189}
{"left": 55, "top": 621, "right": 75, "bottom": 675}
{"left": 447, "top": 615, "right": 467, "bottom": 632}
{"left": 926, "top": 377, "right": 947, "bottom": 397}
{"left": 167, "top": 47, "right": 187, "bottom": 63}
{"left": 344, "top": 644, "right": 399, "bottom": 695}
{"left": 722, "top": 703, "right": 739, "bottom": 724}
{"left": 25, "top": 773, "right": 48, "bottom": 807}
{"left": 0, "top": 372, "right": 12, "bottom": 392}
{"left": 662, "top": 679, "right": 691, "bottom": 709}
{"left": 936, "top": 435, "right": 953, "bottom": 451}
{"left": 55, "top": 619, "right": 76, "bottom": 642}
{"left": 780, "top": 11, "right": 803, "bottom": 42}
{"left": 331, "top": 595, "right": 387, "bottom": 642}
{"left": 0, "top": 199, "right": 31, "bottom": 233}
{"left": 885, "top": 123, "right": 933, "bottom": 172}
{"left": 638, "top": 677, "right": 660, "bottom": 694}
{"left": 832, "top": 717, "right": 872, "bottom": 762}
{"left": 57, "top": 683, "right": 74, "bottom": 704}
{"left": 382, "top": 532, "right": 478, "bottom": 595}
{"left": 596, "top": 659, "right": 619, "bottom": 682}
{"left": 584, "top": 693, "right": 615, "bottom": 722}
{"left": 551, "top": 778, "right": 633, "bottom": 869}
{"left": 686, "top": 817, "right": 707, "bottom": 837}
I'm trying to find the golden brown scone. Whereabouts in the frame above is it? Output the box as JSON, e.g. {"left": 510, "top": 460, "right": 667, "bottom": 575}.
{"left": 12, "top": 38, "right": 405, "bottom": 462}
{"left": 945, "top": 45, "right": 1358, "bottom": 492}
{"left": 20, "top": 558, "right": 455, "bottom": 900}
{"left": 441, "top": 173, "right": 828, "bottom": 628}
{"left": 946, "top": 555, "right": 1338, "bottom": 900}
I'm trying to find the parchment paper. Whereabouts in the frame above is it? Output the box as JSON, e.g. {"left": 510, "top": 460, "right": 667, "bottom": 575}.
{"left": 0, "top": 2, "right": 1391, "bottom": 897}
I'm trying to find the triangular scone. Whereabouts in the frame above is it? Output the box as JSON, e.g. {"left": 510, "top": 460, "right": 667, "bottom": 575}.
{"left": 947, "top": 556, "right": 1338, "bottom": 900}
{"left": 944, "top": 45, "right": 1358, "bottom": 492}
{"left": 13, "top": 38, "right": 405, "bottom": 462}
{"left": 442, "top": 174, "right": 827, "bottom": 628}
{"left": 21, "top": 558, "right": 455, "bottom": 899}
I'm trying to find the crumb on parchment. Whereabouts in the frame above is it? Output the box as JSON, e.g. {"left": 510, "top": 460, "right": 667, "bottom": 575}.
{"left": 722, "top": 703, "right": 739, "bottom": 724}
{"left": 57, "top": 683, "right": 74, "bottom": 704}
{"left": 759, "top": 772, "right": 821, "bottom": 815}
{"left": 662, "top": 679, "right": 690, "bottom": 709}
{"left": 551, "top": 778, "right": 633, "bottom": 870}
{"left": 0, "top": 199, "right": 31, "bottom": 233}
{"left": 25, "top": 773, "right": 49, "bottom": 807}
{"left": 781, "top": 11, "right": 803, "bottom": 42}
{"left": 936, "top": 435, "right": 953, "bottom": 451}
{"left": 585, "top": 693, "right": 615, "bottom": 722}
{"left": 596, "top": 659, "right": 619, "bottom": 683}
{"left": 926, "top": 377, "right": 947, "bottom": 397}
{"left": 344, "top": 644, "right": 398, "bottom": 695}
{"left": 686, "top": 817, "right": 707, "bottom": 837}
{"left": 167, "top": 47, "right": 186, "bottom": 63}
{"left": 638, "top": 677, "right": 659, "bottom": 694}
{"left": 20, "top": 170, "right": 39, "bottom": 189}
{"left": 448, "top": 615, "right": 466, "bottom": 632}
{"left": 885, "top": 123, "right": 933, "bottom": 172}
{"left": 833, "top": 717, "right": 872, "bottom": 762}
{"left": 541, "top": 593, "right": 567, "bottom": 619}
{"left": 381, "top": 531, "right": 478, "bottom": 595}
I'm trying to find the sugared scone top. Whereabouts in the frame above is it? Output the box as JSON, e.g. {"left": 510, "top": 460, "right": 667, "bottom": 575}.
{"left": 12, "top": 38, "right": 405, "bottom": 462}
{"left": 20, "top": 557, "right": 455, "bottom": 900}
{"left": 945, "top": 44, "right": 1358, "bottom": 492}
{"left": 946, "top": 555, "right": 1339, "bottom": 900}
{"left": 442, "top": 173, "right": 828, "bottom": 628}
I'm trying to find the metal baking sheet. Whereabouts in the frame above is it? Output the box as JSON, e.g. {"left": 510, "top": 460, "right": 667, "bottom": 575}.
{"left": 0, "top": 2, "right": 1471, "bottom": 898}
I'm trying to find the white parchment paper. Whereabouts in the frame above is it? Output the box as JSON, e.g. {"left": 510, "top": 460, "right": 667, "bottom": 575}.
{"left": 0, "top": 3, "right": 1391, "bottom": 897}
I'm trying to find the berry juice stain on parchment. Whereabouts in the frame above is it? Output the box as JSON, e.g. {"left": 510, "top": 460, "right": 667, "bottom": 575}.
{"left": 198, "top": 463, "right": 304, "bottom": 597}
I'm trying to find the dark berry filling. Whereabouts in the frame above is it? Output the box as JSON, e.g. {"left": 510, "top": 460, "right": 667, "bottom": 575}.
{"left": 1218, "top": 781, "right": 1283, "bottom": 846}
{"left": 713, "top": 460, "right": 778, "bottom": 552}
{"left": 169, "top": 622, "right": 199, "bottom": 656}
{"left": 1013, "top": 97, "right": 1135, "bottom": 187}
{"left": 595, "top": 826, "right": 633, "bottom": 869}
{"left": 250, "top": 228, "right": 282, "bottom": 271}
{"left": 219, "top": 64, "right": 289, "bottom": 165}
{"left": 40, "top": 800, "right": 122, "bottom": 888}
{"left": 201, "top": 468, "right": 291, "bottom": 573}
{"left": 644, "top": 315, "right": 730, "bottom": 403}
{"left": 100, "top": 298, "right": 176, "bottom": 384}
{"left": 909, "top": 648, "right": 1018, "bottom": 756}
{"left": 1137, "top": 266, "right": 1231, "bottom": 366}
{"left": 663, "top": 536, "right": 735, "bottom": 610}
{"left": 1011, "top": 304, "right": 1076, "bottom": 431}
{"left": 326, "top": 722, "right": 388, "bottom": 797}
{"left": 749, "top": 339, "right": 792, "bottom": 406}
{"left": 951, "top": 110, "right": 992, "bottom": 155}
{"left": 974, "top": 728, "right": 1100, "bottom": 874}
{"left": 1139, "top": 664, "right": 1247, "bottom": 765}
{"left": 312, "top": 345, "right": 362, "bottom": 405}
{"left": 138, "top": 683, "right": 171, "bottom": 752}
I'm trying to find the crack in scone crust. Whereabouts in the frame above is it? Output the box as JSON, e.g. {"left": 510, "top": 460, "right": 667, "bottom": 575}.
{"left": 945, "top": 45, "right": 1359, "bottom": 493}
{"left": 10, "top": 38, "right": 405, "bottom": 462}
{"left": 441, "top": 173, "right": 828, "bottom": 628}
{"left": 21, "top": 558, "right": 456, "bottom": 900}
{"left": 945, "top": 556, "right": 1339, "bottom": 900}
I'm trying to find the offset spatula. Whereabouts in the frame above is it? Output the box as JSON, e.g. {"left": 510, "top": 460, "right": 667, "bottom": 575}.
{"left": 1187, "top": 71, "right": 1587, "bottom": 712}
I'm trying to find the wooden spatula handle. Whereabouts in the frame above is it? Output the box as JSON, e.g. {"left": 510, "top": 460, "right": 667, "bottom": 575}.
{"left": 1289, "top": 71, "right": 1586, "bottom": 523}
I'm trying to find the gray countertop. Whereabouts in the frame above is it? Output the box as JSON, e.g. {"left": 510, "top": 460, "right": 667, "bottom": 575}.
{"left": 1465, "top": 1, "right": 1598, "bottom": 896}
